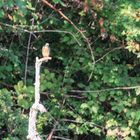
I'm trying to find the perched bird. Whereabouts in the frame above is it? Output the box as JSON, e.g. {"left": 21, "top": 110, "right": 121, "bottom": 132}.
{"left": 42, "top": 43, "right": 50, "bottom": 58}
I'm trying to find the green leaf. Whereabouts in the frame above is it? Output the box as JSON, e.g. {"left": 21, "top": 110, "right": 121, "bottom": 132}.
{"left": 26, "top": 1, "right": 35, "bottom": 11}
{"left": 99, "top": 95, "right": 106, "bottom": 101}
{"left": 7, "top": 0, "right": 14, "bottom": 7}
{"left": 53, "top": 0, "right": 61, "bottom": 4}
{"left": 91, "top": 106, "right": 98, "bottom": 113}
{"left": 80, "top": 103, "right": 88, "bottom": 109}
{"left": 18, "top": 98, "right": 30, "bottom": 109}
{"left": 68, "top": 123, "right": 76, "bottom": 129}
{"left": 135, "top": 87, "right": 140, "bottom": 95}
{"left": 0, "top": 0, "right": 4, "bottom": 8}
{"left": 0, "top": 10, "right": 5, "bottom": 18}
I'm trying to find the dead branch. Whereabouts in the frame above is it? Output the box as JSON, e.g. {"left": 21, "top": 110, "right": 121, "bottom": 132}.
{"left": 27, "top": 56, "right": 51, "bottom": 140}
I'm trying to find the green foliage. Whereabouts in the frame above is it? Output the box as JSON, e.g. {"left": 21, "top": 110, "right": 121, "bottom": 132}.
{"left": 102, "top": 0, "right": 140, "bottom": 56}
{"left": 0, "top": 89, "right": 28, "bottom": 139}
{"left": 0, "top": 47, "right": 21, "bottom": 84}
{"left": 14, "top": 81, "right": 34, "bottom": 109}
{"left": 0, "top": 0, "right": 140, "bottom": 139}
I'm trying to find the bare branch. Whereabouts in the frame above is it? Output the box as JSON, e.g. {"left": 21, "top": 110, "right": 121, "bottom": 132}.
{"left": 52, "top": 136, "right": 72, "bottom": 140}
{"left": 47, "top": 121, "right": 59, "bottom": 140}
{"left": 0, "top": 22, "right": 81, "bottom": 46}
{"left": 62, "top": 118, "right": 104, "bottom": 129}
{"left": 40, "top": 0, "right": 95, "bottom": 63}
{"left": 95, "top": 47, "right": 123, "bottom": 63}
{"left": 24, "top": 29, "right": 32, "bottom": 85}
{"left": 88, "top": 47, "right": 124, "bottom": 81}
{"left": 65, "top": 94, "right": 86, "bottom": 99}
{"left": 41, "top": 0, "right": 82, "bottom": 34}
{"left": 70, "top": 86, "right": 140, "bottom": 93}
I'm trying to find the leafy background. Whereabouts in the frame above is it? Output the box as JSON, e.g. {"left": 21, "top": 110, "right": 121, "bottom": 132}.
{"left": 0, "top": 0, "right": 140, "bottom": 139}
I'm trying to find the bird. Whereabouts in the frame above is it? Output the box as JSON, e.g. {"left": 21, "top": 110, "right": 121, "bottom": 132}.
{"left": 42, "top": 43, "right": 50, "bottom": 58}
